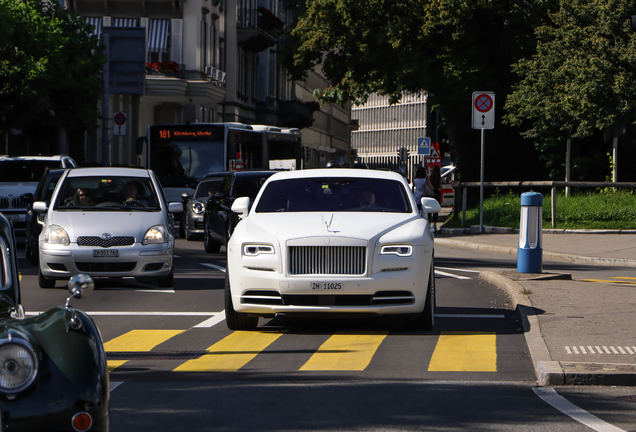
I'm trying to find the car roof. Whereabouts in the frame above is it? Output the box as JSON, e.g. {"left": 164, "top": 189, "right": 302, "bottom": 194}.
{"left": 267, "top": 168, "right": 407, "bottom": 182}
{"left": 66, "top": 167, "right": 151, "bottom": 178}
{"left": 0, "top": 155, "right": 72, "bottom": 161}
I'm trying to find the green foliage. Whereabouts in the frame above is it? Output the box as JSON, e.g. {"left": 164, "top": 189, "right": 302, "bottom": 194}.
{"left": 504, "top": 0, "right": 636, "bottom": 140}
{"left": 0, "top": 0, "right": 104, "bottom": 133}
{"left": 444, "top": 189, "right": 636, "bottom": 229}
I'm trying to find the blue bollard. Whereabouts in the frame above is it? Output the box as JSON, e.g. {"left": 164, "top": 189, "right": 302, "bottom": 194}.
{"left": 517, "top": 191, "right": 543, "bottom": 273}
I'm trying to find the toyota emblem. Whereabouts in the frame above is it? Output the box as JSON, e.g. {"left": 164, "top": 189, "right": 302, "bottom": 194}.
{"left": 101, "top": 233, "right": 112, "bottom": 239}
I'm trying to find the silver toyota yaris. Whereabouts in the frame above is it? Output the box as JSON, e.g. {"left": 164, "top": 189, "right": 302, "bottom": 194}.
{"left": 34, "top": 167, "right": 183, "bottom": 288}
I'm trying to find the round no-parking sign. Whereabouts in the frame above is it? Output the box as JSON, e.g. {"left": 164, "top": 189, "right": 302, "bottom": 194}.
{"left": 113, "top": 112, "right": 127, "bottom": 136}
{"left": 472, "top": 92, "right": 495, "bottom": 130}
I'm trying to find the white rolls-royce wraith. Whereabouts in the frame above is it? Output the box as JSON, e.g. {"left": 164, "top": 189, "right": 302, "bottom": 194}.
{"left": 225, "top": 168, "right": 441, "bottom": 331}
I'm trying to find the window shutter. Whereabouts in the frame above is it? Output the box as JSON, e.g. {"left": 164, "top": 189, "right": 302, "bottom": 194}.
{"left": 171, "top": 19, "right": 183, "bottom": 65}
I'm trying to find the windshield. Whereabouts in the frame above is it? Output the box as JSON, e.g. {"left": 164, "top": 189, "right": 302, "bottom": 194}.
{"left": 151, "top": 140, "right": 225, "bottom": 187}
{"left": 256, "top": 177, "right": 412, "bottom": 213}
{"left": 194, "top": 179, "right": 222, "bottom": 199}
{"left": 53, "top": 176, "right": 160, "bottom": 211}
{"left": 0, "top": 161, "right": 62, "bottom": 182}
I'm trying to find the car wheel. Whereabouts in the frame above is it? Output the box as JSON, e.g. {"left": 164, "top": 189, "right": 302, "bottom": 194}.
{"left": 184, "top": 214, "right": 194, "bottom": 241}
{"left": 203, "top": 218, "right": 221, "bottom": 253}
{"left": 157, "top": 268, "right": 174, "bottom": 288}
{"left": 405, "top": 258, "right": 435, "bottom": 331}
{"left": 225, "top": 271, "right": 257, "bottom": 331}
{"left": 179, "top": 211, "right": 186, "bottom": 239}
{"left": 28, "top": 242, "right": 39, "bottom": 266}
{"left": 38, "top": 267, "right": 56, "bottom": 289}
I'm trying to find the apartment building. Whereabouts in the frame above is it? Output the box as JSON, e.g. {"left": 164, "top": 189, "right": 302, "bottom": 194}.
{"left": 65, "top": 0, "right": 353, "bottom": 167}
{"left": 351, "top": 92, "right": 436, "bottom": 180}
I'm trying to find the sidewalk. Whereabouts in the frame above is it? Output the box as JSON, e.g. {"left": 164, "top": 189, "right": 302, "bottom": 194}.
{"left": 434, "top": 224, "right": 636, "bottom": 386}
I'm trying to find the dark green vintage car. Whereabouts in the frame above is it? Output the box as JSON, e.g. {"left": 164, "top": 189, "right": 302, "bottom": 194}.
{"left": 0, "top": 213, "right": 109, "bottom": 431}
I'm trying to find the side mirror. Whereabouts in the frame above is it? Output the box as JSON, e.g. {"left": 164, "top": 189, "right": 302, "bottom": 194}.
{"left": 168, "top": 202, "right": 184, "bottom": 213}
{"left": 33, "top": 201, "right": 48, "bottom": 212}
{"left": 421, "top": 197, "right": 441, "bottom": 217}
{"left": 180, "top": 192, "right": 190, "bottom": 203}
{"left": 66, "top": 274, "right": 94, "bottom": 305}
{"left": 231, "top": 197, "right": 250, "bottom": 219}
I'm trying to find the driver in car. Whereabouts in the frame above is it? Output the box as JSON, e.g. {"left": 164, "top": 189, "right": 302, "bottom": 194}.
{"left": 123, "top": 181, "right": 147, "bottom": 206}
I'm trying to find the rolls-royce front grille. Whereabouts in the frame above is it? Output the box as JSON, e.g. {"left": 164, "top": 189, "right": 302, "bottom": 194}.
{"left": 288, "top": 246, "right": 366, "bottom": 275}
{"left": 77, "top": 236, "right": 135, "bottom": 248}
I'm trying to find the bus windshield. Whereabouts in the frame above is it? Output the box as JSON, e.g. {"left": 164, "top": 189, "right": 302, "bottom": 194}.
{"left": 151, "top": 140, "right": 225, "bottom": 187}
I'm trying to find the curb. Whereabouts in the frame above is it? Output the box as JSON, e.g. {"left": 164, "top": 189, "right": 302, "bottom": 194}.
{"left": 478, "top": 270, "right": 636, "bottom": 386}
{"left": 435, "top": 237, "right": 636, "bottom": 268}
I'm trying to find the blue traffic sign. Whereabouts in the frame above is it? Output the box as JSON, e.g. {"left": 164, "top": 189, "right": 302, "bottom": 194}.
{"left": 417, "top": 138, "right": 431, "bottom": 155}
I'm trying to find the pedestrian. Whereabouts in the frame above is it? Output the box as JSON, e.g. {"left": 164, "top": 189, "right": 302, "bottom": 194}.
{"left": 412, "top": 166, "right": 434, "bottom": 214}
{"left": 428, "top": 165, "right": 442, "bottom": 231}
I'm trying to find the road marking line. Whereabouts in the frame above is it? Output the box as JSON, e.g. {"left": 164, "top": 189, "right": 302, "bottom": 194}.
{"left": 573, "top": 346, "right": 580, "bottom": 354}
{"left": 26, "top": 311, "right": 218, "bottom": 317}
{"left": 110, "top": 381, "right": 124, "bottom": 391}
{"left": 428, "top": 332, "right": 497, "bottom": 372}
{"left": 603, "top": 346, "right": 611, "bottom": 354}
{"left": 300, "top": 330, "right": 388, "bottom": 371}
{"left": 533, "top": 388, "right": 626, "bottom": 432}
{"left": 200, "top": 263, "right": 226, "bottom": 272}
{"left": 626, "top": 347, "right": 633, "bottom": 354}
{"left": 108, "top": 360, "right": 128, "bottom": 372}
{"left": 192, "top": 311, "right": 226, "bottom": 328}
{"left": 435, "top": 314, "right": 505, "bottom": 319}
{"left": 434, "top": 270, "right": 471, "bottom": 280}
{"left": 580, "top": 279, "right": 636, "bottom": 285}
{"left": 173, "top": 330, "right": 285, "bottom": 372}
{"left": 611, "top": 346, "right": 619, "bottom": 354}
{"left": 580, "top": 346, "right": 587, "bottom": 354}
{"left": 435, "top": 266, "right": 480, "bottom": 273}
{"left": 618, "top": 346, "right": 627, "bottom": 354}
{"left": 104, "top": 329, "right": 186, "bottom": 352}
{"left": 595, "top": 346, "right": 603, "bottom": 354}
{"left": 566, "top": 346, "right": 572, "bottom": 354}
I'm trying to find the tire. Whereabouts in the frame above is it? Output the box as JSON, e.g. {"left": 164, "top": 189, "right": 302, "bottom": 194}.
{"left": 203, "top": 218, "right": 221, "bottom": 253}
{"left": 179, "top": 211, "right": 186, "bottom": 239}
{"left": 38, "top": 267, "right": 56, "bottom": 289}
{"left": 184, "top": 213, "right": 195, "bottom": 241}
{"left": 405, "top": 259, "right": 435, "bottom": 331}
{"left": 225, "top": 271, "right": 258, "bottom": 331}
{"left": 157, "top": 268, "right": 174, "bottom": 288}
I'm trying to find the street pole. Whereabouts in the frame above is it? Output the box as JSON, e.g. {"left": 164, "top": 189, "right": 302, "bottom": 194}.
{"left": 102, "top": 34, "right": 110, "bottom": 167}
{"left": 480, "top": 128, "right": 485, "bottom": 233}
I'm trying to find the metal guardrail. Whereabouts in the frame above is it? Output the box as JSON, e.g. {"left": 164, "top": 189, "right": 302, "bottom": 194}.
{"left": 453, "top": 181, "right": 636, "bottom": 228}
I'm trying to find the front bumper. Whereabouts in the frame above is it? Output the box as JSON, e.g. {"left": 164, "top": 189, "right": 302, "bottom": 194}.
{"left": 229, "top": 265, "right": 430, "bottom": 316}
{"left": 39, "top": 240, "right": 173, "bottom": 279}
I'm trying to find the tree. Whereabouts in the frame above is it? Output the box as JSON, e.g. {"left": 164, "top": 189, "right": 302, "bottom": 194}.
{"left": 504, "top": 0, "right": 636, "bottom": 186}
{"left": 286, "top": 0, "right": 560, "bottom": 182}
{"left": 0, "top": 0, "right": 104, "bottom": 155}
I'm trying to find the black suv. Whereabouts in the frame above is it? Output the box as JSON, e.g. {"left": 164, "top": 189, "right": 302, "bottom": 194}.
{"left": 203, "top": 170, "right": 276, "bottom": 253}
{"left": 0, "top": 155, "right": 76, "bottom": 240}
{"left": 21, "top": 169, "right": 67, "bottom": 264}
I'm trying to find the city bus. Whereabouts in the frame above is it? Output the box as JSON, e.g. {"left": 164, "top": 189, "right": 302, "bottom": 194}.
{"left": 136, "top": 122, "right": 302, "bottom": 203}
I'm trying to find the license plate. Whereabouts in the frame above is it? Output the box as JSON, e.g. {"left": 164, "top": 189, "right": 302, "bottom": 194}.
{"left": 6, "top": 214, "right": 19, "bottom": 221}
{"left": 93, "top": 249, "right": 119, "bottom": 257}
{"left": 311, "top": 282, "right": 342, "bottom": 290}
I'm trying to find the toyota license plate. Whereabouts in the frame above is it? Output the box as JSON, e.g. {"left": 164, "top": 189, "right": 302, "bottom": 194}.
{"left": 311, "top": 282, "right": 342, "bottom": 290}
{"left": 93, "top": 249, "right": 119, "bottom": 257}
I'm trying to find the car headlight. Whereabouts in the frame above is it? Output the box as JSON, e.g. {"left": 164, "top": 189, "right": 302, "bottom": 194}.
{"left": 44, "top": 225, "right": 70, "bottom": 246}
{"left": 0, "top": 339, "right": 38, "bottom": 393}
{"left": 380, "top": 245, "right": 413, "bottom": 257}
{"left": 143, "top": 225, "right": 168, "bottom": 245}
{"left": 191, "top": 201, "right": 205, "bottom": 214}
{"left": 243, "top": 244, "right": 275, "bottom": 256}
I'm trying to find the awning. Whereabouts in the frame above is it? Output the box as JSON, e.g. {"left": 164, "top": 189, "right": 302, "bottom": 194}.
{"left": 148, "top": 20, "right": 169, "bottom": 53}
{"left": 84, "top": 17, "right": 101, "bottom": 38}
{"left": 113, "top": 18, "right": 138, "bottom": 27}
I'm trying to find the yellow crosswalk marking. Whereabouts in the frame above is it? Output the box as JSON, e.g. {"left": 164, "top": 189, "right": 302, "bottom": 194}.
{"left": 107, "top": 360, "right": 128, "bottom": 372}
{"left": 174, "top": 330, "right": 285, "bottom": 372}
{"left": 104, "top": 329, "right": 186, "bottom": 352}
{"left": 300, "top": 330, "right": 388, "bottom": 371}
{"left": 428, "top": 331, "right": 497, "bottom": 372}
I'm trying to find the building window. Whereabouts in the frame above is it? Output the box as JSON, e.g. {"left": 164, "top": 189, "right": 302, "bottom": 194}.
{"left": 148, "top": 19, "right": 170, "bottom": 63}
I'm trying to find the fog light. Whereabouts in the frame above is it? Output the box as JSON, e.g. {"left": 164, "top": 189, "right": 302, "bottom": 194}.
{"left": 72, "top": 412, "right": 92, "bottom": 431}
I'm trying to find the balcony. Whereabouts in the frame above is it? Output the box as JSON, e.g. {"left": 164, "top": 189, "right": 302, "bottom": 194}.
{"left": 237, "top": 6, "right": 281, "bottom": 52}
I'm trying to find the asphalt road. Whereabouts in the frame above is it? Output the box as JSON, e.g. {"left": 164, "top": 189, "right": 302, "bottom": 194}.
{"left": 13, "top": 239, "right": 636, "bottom": 431}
